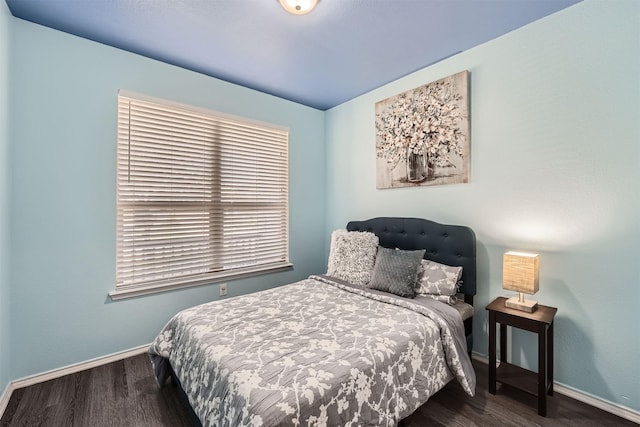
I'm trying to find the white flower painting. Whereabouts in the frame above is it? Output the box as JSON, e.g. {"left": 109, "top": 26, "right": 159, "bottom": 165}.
{"left": 375, "top": 71, "right": 470, "bottom": 189}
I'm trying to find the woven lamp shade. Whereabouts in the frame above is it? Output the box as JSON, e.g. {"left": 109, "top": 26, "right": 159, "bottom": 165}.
{"left": 503, "top": 252, "right": 539, "bottom": 295}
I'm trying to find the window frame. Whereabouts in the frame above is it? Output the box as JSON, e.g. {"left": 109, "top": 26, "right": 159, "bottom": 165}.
{"left": 110, "top": 90, "right": 291, "bottom": 300}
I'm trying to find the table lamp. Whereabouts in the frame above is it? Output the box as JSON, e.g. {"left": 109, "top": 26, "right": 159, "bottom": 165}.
{"left": 503, "top": 251, "right": 539, "bottom": 312}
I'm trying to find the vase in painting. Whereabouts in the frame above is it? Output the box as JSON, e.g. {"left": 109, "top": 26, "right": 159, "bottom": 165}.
{"left": 406, "top": 145, "right": 428, "bottom": 182}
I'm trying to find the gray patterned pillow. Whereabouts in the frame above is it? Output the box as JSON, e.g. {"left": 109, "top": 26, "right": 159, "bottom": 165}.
{"left": 416, "top": 259, "right": 463, "bottom": 296}
{"left": 327, "top": 229, "right": 379, "bottom": 286}
{"left": 367, "top": 247, "right": 426, "bottom": 298}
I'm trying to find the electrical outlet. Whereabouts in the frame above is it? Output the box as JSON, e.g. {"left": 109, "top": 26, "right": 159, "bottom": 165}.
{"left": 219, "top": 283, "right": 228, "bottom": 297}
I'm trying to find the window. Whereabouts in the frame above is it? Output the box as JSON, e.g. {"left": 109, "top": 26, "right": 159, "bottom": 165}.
{"left": 111, "top": 91, "right": 290, "bottom": 299}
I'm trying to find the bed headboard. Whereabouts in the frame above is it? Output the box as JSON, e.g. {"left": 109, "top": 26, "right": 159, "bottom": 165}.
{"left": 346, "top": 217, "right": 476, "bottom": 304}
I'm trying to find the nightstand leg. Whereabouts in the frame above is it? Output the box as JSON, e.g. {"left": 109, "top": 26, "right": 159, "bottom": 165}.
{"left": 548, "top": 321, "right": 554, "bottom": 396}
{"left": 488, "top": 311, "right": 496, "bottom": 395}
{"left": 499, "top": 323, "right": 507, "bottom": 364}
{"left": 538, "top": 324, "right": 547, "bottom": 417}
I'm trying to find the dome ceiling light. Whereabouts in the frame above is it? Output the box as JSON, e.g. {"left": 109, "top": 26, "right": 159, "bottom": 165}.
{"left": 279, "top": 0, "right": 319, "bottom": 15}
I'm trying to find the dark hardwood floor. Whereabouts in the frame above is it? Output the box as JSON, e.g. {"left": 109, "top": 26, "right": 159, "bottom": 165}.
{"left": 404, "top": 361, "right": 636, "bottom": 427}
{"left": 1, "top": 354, "right": 635, "bottom": 426}
{"left": 1, "top": 354, "right": 193, "bottom": 427}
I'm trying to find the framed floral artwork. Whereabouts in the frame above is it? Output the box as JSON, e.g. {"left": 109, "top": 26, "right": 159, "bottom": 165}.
{"left": 375, "top": 70, "right": 470, "bottom": 189}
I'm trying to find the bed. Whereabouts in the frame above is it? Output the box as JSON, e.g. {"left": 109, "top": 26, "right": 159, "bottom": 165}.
{"left": 149, "top": 217, "right": 477, "bottom": 426}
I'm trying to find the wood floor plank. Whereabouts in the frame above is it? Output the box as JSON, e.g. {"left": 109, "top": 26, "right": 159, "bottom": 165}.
{"left": 42, "top": 373, "right": 77, "bottom": 426}
{"left": 1, "top": 354, "right": 635, "bottom": 426}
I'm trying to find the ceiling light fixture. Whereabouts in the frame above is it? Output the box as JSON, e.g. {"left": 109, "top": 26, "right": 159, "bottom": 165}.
{"left": 279, "top": 0, "right": 318, "bottom": 15}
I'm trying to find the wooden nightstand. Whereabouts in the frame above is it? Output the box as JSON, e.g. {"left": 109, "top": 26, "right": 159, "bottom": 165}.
{"left": 486, "top": 297, "right": 558, "bottom": 416}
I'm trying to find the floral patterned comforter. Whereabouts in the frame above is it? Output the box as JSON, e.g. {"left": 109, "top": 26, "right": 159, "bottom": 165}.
{"left": 149, "top": 275, "right": 476, "bottom": 426}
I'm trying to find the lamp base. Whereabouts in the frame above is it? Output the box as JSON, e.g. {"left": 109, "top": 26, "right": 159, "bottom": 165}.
{"left": 505, "top": 295, "right": 538, "bottom": 313}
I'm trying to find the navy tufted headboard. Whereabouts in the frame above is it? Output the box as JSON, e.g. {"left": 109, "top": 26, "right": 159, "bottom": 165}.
{"left": 347, "top": 217, "right": 477, "bottom": 354}
{"left": 346, "top": 217, "right": 477, "bottom": 305}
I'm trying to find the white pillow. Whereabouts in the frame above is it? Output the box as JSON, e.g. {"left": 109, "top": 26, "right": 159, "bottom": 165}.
{"left": 327, "top": 229, "right": 379, "bottom": 286}
{"left": 416, "top": 259, "right": 463, "bottom": 296}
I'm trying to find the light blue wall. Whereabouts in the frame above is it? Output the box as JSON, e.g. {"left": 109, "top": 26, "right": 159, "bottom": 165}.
{"left": 326, "top": 0, "right": 639, "bottom": 413}
{"left": 7, "top": 17, "right": 325, "bottom": 379}
{"left": 4, "top": 0, "right": 639, "bottom": 418}
{"left": 0, "top": 0, "right": 12, "bottom": 396}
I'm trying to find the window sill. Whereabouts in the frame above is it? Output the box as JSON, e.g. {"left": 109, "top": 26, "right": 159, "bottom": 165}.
{"left": 109, "top": 262, "right": 293, "bottom": 301}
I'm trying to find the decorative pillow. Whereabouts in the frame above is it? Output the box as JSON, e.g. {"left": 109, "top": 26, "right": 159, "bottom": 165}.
{"left": 326, "top": 229, "right": 379, "bottom": 286}
{"left": 416, "top": 259, "right": 463, "bottom": 296}
{"left": 367, "top": 247, "right": 426, "bottom": 298}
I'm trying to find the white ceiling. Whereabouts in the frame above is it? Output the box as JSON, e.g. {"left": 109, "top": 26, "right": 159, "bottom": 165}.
{"left": 5, "top": 0, "right": 581, "bottom": 110}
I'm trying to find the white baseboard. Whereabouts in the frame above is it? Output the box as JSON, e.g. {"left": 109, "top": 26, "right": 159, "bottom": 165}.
{"left": 0, "top": 343, "right": 150, "bottom": 420}
{"left": 553, "top": 382, "right": 640, "bottom": 424}
{"left": 471, "top": 352, "right": 640, "bottom": 424}
{"left": 0, "top": 382, "right": 13, "bottom": 421}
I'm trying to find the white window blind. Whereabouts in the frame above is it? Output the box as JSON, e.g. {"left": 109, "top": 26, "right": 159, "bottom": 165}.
{"left": 112, "top": 91, "right": 290, "bottom": 299}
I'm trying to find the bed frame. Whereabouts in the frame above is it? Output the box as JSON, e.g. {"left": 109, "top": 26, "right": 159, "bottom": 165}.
{"left": 346, "top": 217, "right": 477, "bottom": 354}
